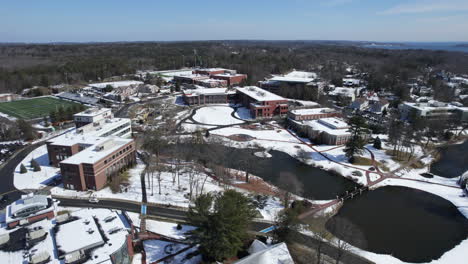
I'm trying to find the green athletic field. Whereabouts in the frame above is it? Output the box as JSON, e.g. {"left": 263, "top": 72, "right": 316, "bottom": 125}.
{"left": 0, "top": 96, "right": 82, "bottom": 120}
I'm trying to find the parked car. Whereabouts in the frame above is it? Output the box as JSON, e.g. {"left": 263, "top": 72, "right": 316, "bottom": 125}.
{"left": 88, "top": 197, "right": 99, "bottom": 204}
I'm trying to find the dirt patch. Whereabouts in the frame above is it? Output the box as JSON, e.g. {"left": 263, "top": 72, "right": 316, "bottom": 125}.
{"left": 227, "top": 134, "right": 255, "bottom": 142}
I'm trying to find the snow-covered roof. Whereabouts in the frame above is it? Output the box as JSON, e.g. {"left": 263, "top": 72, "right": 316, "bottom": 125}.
{"left": 197, "top": 78, "right": 227, "bottom": 84}
{"left": 300, "top": 118, "right": 351, "bottom": 136}
{"left": 61, "top": 138, "right": 132, "bottom": 165}
{"left": 235, "top": 241, "right": 294, "bottom": 264}
{"left": 290, "top": 107, "right": 336, "bottom": 116}
{"left": 268, "top": 70, "right": 317, "bottom": 84}
{"left": 329, "top": 87, "right": 358, "bottom": 96}
{"left": 56, "top": 217, "right": 105, "bottom": 253}
{"left": 402, "top": 101, "right": 468, "bottom": 112}
{"left": 183, "top": 87, "right": 235, "bottom": 97}
{"left": 213, "top": 73, "right": 246, "bottom": 77}
{"left": 236, "top": 86, "right": 286, "bottom": 102}
{"left": 89, "top": 81, "right": 143, "bottom": 89}
{"left": 47, "top": 118, "right": 131, "bottom": 147}
{"left": 74, "top": 108, "right": 111, "bottom": 118}
{"left": 9, "top": 195, "right": 48, "bottom": 217}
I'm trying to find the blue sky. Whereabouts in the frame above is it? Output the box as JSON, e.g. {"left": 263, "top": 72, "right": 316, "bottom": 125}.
{"left": 1, "top": 0, "right": 467, "bottom": 42}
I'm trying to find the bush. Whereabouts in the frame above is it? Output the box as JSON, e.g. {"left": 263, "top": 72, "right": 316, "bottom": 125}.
{"left": 31, "top": 159, "right": 41, "bottom": 172}
{"left": 20, "top": 164, "right": 27, "bottom": 174}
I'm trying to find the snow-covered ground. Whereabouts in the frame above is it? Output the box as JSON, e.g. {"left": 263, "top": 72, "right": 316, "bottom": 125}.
{"left": 192, "top": 105, "right": 243, "bottom": 125}
{"left": 52, "top": 160, "right": 224, "bottom": 208}
{"left": 181, "top": 123, "right": 216, "bottom": 133}
{"left": 13, "top": 145, "right": 60, "bottom": 190}
{"left": 127, "top": 212, "right": 195, "bottom": 240}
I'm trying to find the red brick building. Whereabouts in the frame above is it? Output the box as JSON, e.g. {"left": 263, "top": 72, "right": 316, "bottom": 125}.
{"left": 182, "top": 88, "right": 236, "bottom": 105}
{"left": 288, "top": 108, "right": 340, "bottom": 121}
{"left": 60, "top": 139, "right": 136, "bottom": 191}
{"left": 236, "top": 86, "right": 289, "bottom": 118}
{"left": 212, "top": 73, "right": 247, "bottom": 86}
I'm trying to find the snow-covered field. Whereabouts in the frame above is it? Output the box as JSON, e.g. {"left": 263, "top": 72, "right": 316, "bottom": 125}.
{"left": 14, "top": 145, "right": 60, "bottom": 190}
{"left": 127, "top": 212, "right": 195, "bottom": 239}
{"left": 52, "top": 160, "right": 224, "bottom": 208}
{"left": 192, "top": 105, "right": 243, "bottom": 125}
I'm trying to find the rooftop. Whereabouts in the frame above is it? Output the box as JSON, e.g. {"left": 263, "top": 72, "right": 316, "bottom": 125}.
{"left": 47, "top": 118, "right": 131, "bottom": 147}
{"left": 56, "top": 92, "right": 100, "bottom": 105}
{"left": 56, "top": 217, "right": 104, "bottom": 254}
{"left": 301, "top": 118, "right": 350, "bottom": 136}
{"left": 213, "top": 73, "right": 246, "bottom": 77}
{"left": 236, "top": 86, "right": 286, "bottom": 102}
{"left": 61, "top": 138, "right": 132, "bottom": 165}
{"left": 89, "top": 80, "right": 143, "bottom": 89}
{"left": 290, "top": 107, "right": 337, "bottom": 116}
{"left": 8, "top": 195, "right": 49, "bottom": 218}
{"left": 74, "top": 107, "right": 111, "bottom": 118}
{"left": 403, "top": 101, "right": 468, "bottom": 112}
{"left": 183, "top": 87, "right": 235, "bottom": 97}
{"left": 269, "top": 70, "right": 317, "bottom": 83}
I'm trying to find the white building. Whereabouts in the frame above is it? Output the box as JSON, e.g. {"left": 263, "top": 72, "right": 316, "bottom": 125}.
{"left": 290, "top": 117, "right": 352, "bottom": 145}
{"left": 399, "top": 100, "right": 468, "bottom": 122}
{"left": 74, "top": 108, "right": 113, "bottom": 128}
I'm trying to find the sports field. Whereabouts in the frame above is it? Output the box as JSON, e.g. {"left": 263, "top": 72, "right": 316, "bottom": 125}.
{"left": 0, "top": 96, "right": 82, "bottom": 120}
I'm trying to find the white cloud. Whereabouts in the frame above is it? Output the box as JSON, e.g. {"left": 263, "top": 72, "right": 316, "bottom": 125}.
{"left": 381, "top": 0, "right": 468, "bottom": 15}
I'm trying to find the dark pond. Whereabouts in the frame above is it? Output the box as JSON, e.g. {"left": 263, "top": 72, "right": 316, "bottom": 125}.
{"left": 327, "top": 186, "right": 468, "bottom": 263}
{"left": 430, "top": 140, "right": 468, "bottom": 178}
{"left": 164, "top": 143, "right": 358, "bottom": 200}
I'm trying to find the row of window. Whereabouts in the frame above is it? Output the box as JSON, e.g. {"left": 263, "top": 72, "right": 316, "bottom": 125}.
{"left": 104, "top": 144, "right": 133, "bottom": 165}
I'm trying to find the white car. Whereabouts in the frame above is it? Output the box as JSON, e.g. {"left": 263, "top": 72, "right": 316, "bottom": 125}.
{"left": 88, "top": 197, "right": 99, "bottom": 204}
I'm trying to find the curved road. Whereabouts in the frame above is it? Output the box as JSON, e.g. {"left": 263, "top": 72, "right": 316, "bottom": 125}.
{"left": 0, "top": 142, "right": 44, "bottom": 207}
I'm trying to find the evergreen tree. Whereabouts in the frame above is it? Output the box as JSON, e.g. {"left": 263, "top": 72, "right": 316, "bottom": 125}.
{"left": 17, "top": 119, "right": 36, "bottom": 141}
{"left": 344, "top": 116, "right": 367, "bottom": 163}
{"left": 274, "top": 203, "right": 303, "bottom": 243}
{"left": 57, "top": 106, "right": 66, "bottom": 122}
{"left": 20, "top": 163, "right": 27, "bottom": 174}
{"left": 187, "top": 190, "right": 255, "bottom": 261}
{"left": 43, "top": 116, "right": 49, "bottom": 127}
{"left": 31, "top": 159, "right": 41, "bottom": 172}
{"left": 49, "top": 110, "right": 57, "bottom": 123}
{"left": 205, "top": 130, "right": 210, "bottom": 138}
{"left": 373, "top": 136, "right": 382, "bottom": 149}
{"left": 65, "top": 107, "right": 74, "bottom": 120}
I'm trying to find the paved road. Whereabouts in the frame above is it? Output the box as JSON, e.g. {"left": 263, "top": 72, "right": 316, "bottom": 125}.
{"left": 56, "top": 197, "right": 272, "bottom": 232}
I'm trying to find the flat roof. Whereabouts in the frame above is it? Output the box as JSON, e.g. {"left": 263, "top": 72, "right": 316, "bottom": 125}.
{"left": 301, "top": 118, "right": 350, "bottom": 136}
{"left": 403, "top": 101, "right": 468, "bottom": 112}
{"left": 74, "top": 108, "right": 111, "bottom": 118}
{"left": 60, "top": 138, "right": 132, "bottom": 165}
{"left": 290, "top": 108, "right": 336, "bottom": 116}
{"left": 212, "top": 73, "right": 246, "bottom": 77}
{"left": 269, "top": 70, "right": 316, "bottom": 83}
{"left": 47, "top": 118, "right": 131, "bottom": 147}
{"left": 56, "top": 92, "right": 99, "bottom": 105}
{"left": 196, "top": 68, "right": 227, "bottom": 72}
{"left": 89, "top": 81, "right": 143, "bottom": 89}
{"left": 55, "top": 217, "right": 104, "bottom": 254}
{"left": 236, "top": 86, "right": 286, "bottom": 102}
{"left": 183, "top": 88, "right": 235, "bottom": 96}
